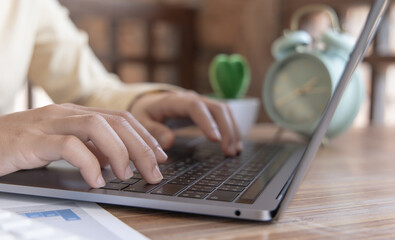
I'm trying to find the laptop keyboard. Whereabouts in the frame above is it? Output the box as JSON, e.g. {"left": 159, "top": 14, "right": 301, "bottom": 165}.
{"left": 102, "top": 140, "right": 288, "bottom": 204}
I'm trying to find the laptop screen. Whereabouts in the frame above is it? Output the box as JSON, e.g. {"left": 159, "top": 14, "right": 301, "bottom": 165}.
{"left": 276, "top": 0, "right": 390, "bottom": 219}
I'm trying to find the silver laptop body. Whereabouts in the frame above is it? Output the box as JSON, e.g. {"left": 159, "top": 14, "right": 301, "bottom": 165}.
{"left": 0, "top": 0, "right": 388, "bottom": 221}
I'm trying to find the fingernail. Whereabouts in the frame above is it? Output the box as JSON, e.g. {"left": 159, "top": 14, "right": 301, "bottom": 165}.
{"left": 153, "top": 165, "right": 163, "bottom": 180}
{"left": 213, "top": 128, "right": 222, "bottom": 141}
{"left": 96, "top": 175, "right": 105, "bottom": 187}
{"left": 124, "top": 166, "right": 134, "bottom": 179}
{"left": 155, "top": 147, "right": 168, "bottom": 161}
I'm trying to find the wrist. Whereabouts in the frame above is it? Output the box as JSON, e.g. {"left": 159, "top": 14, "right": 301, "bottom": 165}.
{"left": 128, "top": 90, "right": 169, "bottom": 112}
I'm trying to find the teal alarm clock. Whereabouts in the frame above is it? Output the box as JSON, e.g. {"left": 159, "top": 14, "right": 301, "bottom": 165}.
{"left": 263, "top": 5, "right": 365, "bottom": 138}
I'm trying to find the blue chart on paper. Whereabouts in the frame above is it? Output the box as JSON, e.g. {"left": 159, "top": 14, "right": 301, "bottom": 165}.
{"left": 24, "top": 209, "right": 81, "bottom": 221}
{"left": 3, "top": 200, "right": 129, "bottom": 240}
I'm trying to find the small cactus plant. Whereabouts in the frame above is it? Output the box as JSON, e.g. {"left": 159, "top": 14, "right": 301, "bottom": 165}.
{"left": 209, "top": 54, "right": 251, "bottom": 99}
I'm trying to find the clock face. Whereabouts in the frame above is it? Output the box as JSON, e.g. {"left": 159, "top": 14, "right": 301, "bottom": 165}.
{"left": 271, "top": 57, "right": 332, "bottom": 124}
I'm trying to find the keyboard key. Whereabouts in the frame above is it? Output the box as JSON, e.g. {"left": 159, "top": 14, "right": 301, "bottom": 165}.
{"left": 230, "top": 174, "right": 255, "bottom": 181}
{"left": 179, "top": 191, "right": 208, "bottom": 199}
{"left": 151, "top": 184, "right": 186, "bottom": 196}
{"left": 131, "top": 172, "right": 142, "bottom": 179}
{"left": 101, "top": 183, "right": 129, "bottom": 191}
{"left": 168, "top": 178, "right": 194, "bottom": 185}
{"left": 188, "top": 185, "right": 216, "bottom": 193}
{"left": 161, "top": 168, "right": 177, "bottom": 176}
{"left": 180, "top": 174, "right": 199, "bottom": 180}
{"left": 162, "top": 174, "right": 173, "bottom": 180}
{"left": 109, "top": 178, "right": 122, "bottom": 183}
{"left": 240, "top": 167, "right": 260, "bottom": 173}
{"left": 224, "top": 179, "right": 251, "bottom": 187}
{"left": 196, "top": 179, "right": 221, "bottom": 187}
{"left": 121, "top": 178, "right": 140, "bottom": 185}
{"left": 207, "top": 190, "right": 240, "bottom": 202}
{"left": 237, "top": 170, "right": 257, "bottom": 177}
{"left": 211, "top": 170, "right": 232, "bottom": 177}
{"left": 203, "top": 175, "right": 228, "bottom": 181}
{"left": 186, "top": 170, "right": 205, "bottom": 177}
{"left": 249, "top": 162, "right": 267, "bottom": 169}
{"left": 123, "top": 180, "right": 158, "bottom": 193}
{"left": 218, "top": 184, "right": 245, "bottom": 192}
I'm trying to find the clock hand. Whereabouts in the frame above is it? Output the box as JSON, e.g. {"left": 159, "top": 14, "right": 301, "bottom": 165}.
{"left": 306, "top": 87, "right": 331, "bottom": 95}
{"left": 275, "top": 88, "right": 302, "bottom": 107}
{"left": 299, "top": 77, "right": 318, "bottom": 94}
{"left": 275, "top": 77, "right": 318, "bottom": 107}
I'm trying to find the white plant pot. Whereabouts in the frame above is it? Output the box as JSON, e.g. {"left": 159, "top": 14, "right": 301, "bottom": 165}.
{"left": 223, "top": 97, "right": 260, "bottom": 138}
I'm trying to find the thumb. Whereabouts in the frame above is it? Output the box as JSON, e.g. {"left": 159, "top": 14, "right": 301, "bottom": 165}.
{"left": 145, "top": 120, "right": 175, "bottom": 150}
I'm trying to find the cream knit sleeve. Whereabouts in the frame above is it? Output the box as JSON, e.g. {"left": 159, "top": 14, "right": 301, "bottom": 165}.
{"left": 28, "top": 0, "right": 181, "bottom": 111}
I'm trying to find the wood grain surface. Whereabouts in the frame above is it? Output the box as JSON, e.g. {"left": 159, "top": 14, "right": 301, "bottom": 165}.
{"left": 102, "top": 124, "right": 395, "bottom": 240}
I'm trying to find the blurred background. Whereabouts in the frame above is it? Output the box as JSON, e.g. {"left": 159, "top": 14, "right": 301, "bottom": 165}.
{"left": 20, "top": 0, "right": 395, "bottom": 129}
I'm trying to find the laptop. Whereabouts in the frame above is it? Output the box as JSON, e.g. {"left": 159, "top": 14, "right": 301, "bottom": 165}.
{"left": 0, "top": 0, "right": 389, "bottom": 221}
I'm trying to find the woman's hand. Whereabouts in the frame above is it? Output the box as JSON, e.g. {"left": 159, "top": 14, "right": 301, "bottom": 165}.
{"left": 0, "top": 104, "right": 167, "bottom": 188}
{"left": 130, "top": 91, "right": 243, "bottom": 156}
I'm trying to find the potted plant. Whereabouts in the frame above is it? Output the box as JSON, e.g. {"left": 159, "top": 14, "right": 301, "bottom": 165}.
{"left": 209, "top": 54, "right": 260, "bottom": 138}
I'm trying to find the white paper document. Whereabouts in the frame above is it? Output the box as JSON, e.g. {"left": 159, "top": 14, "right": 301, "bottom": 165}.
{"left": 0, "top": 192, "right": 150, "bottom": 240}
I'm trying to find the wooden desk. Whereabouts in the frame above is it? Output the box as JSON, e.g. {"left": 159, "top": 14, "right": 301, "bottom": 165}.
{"left": 102, "top": 124, "right": 395, "bottom": 239}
